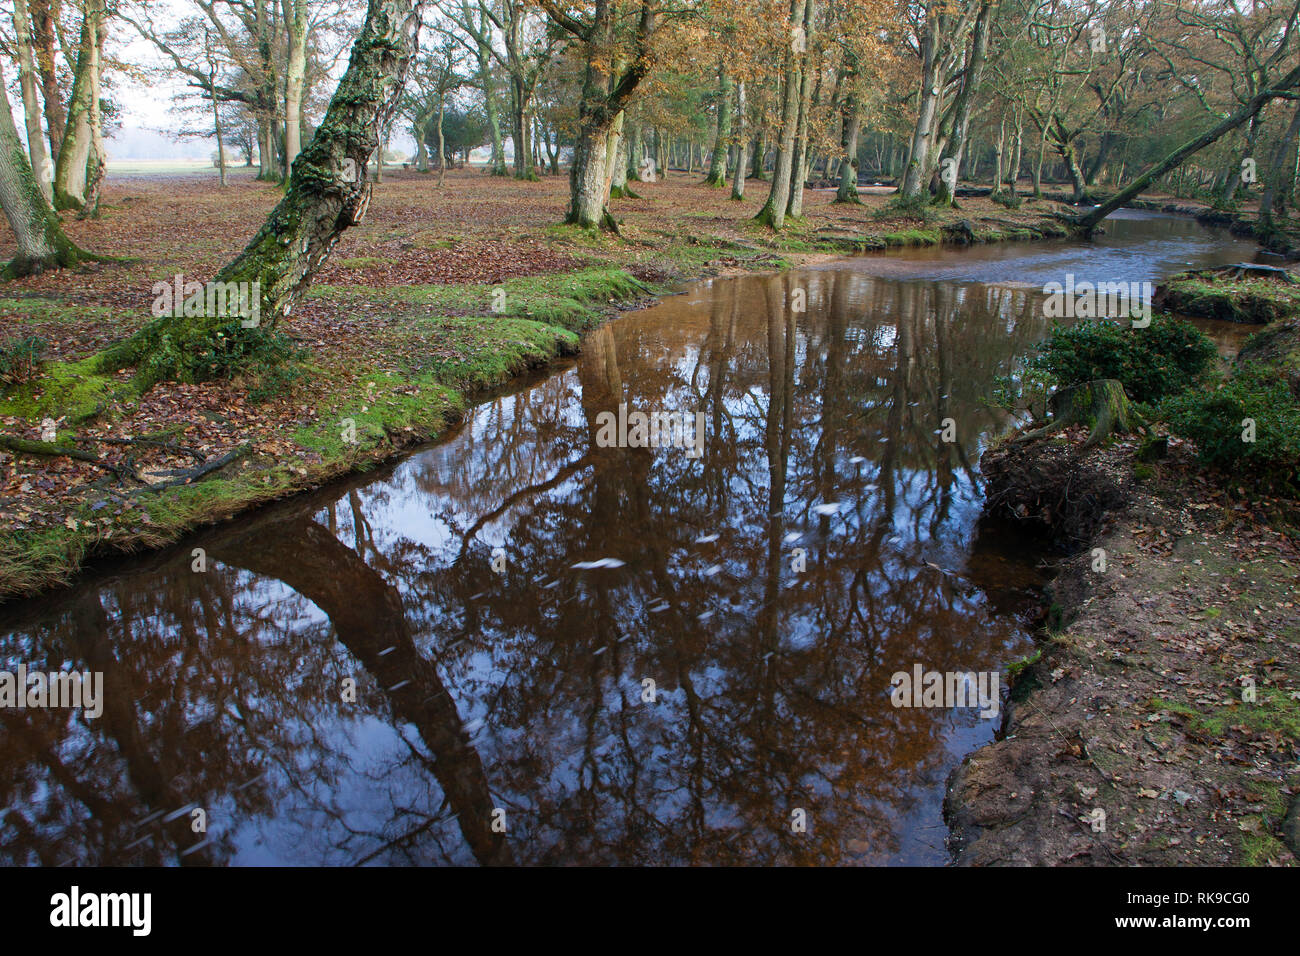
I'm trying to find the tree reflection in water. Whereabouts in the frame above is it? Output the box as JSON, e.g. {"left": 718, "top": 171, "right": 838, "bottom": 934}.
{"left": 0, "top": 267, "right": 1052, "bottom": 866}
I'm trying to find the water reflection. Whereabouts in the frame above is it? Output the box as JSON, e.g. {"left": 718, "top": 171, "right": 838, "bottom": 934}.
{"left": 1, "top": 218, "right": 1245, "bottom": 866}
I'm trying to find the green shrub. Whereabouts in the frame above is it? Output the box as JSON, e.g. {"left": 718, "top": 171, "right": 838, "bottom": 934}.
{"left": 1161, "top": 363, "right": 1300, "bottom": 492}
{"left": 0, "top": 336, "right": 48, "bottom": 387}
{"left": 190, "top": 321, "right": 307, "bottom": 403}
{"left": 873, "top": 193, "right": 939, "bottom": 223}
{"left": 1030, "top": 316, "right": 1217, "bottom": 403}
{"left": 991, "top": 191, "right": 1023, "bottom": 210}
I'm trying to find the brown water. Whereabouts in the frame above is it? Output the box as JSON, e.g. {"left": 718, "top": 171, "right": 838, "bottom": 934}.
{"left": 0, "top": 211, "right": 1257, "bottom": 866}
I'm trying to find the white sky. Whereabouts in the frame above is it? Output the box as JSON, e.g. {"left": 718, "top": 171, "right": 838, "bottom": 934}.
{"left": 6, "top": 0, "right": 419, "bottom": 162}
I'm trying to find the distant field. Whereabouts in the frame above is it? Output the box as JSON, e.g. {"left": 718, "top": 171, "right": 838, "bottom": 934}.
{"left": 104, "top": 159, "right": 415, "bottom": 179}
{"left": 106, "top": 159, "right": 253, "bottom": 178}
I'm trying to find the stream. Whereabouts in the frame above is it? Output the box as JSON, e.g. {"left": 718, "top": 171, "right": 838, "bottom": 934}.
{"left": 0, "top": 210, "right": 1258, "bottom": 866}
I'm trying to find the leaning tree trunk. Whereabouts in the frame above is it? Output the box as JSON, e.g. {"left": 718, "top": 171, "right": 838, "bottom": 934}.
{"left": 99, "top": 0, "right": 428, "bottom": 387}
{"left": 0, "top": 65, "right": 96, "bottom": 278}
{"left": 704, "top": 65, "right": 733, "bottom": 187}
{"left": 1077, "top": 60, "right": 1300, "bottom": 234}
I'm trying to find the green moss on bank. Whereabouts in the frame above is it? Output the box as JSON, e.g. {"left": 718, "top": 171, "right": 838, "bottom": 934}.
{"left": 0, "top": 268, "right": 614, "bottom": 600}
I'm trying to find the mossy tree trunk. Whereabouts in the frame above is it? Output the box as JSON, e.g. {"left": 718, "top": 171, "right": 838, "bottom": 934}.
{"left": 933, "top": 0, "right": 990, "bottom": 207}
{"left": 545, "top": 0, "right": 657, "bottom": 230}
{"left": 754, "top": 0, "right": 806, "bottom": 229}
{"left": 0, "top": 63, "right": 96, "bottom": 279}
{"left": 834, "top": 68, "right": 861, "bottom": 204}
{"left": 11, "top": 0, "right": 52, "bottom": 201}
{"left": 704, "top": 64, "right": 733, "bottom": 187}
{"left": 100, "top": 0, "right": 428, "bottom": 387}
{"left": 53, "top": 6, "right": 100, "bottom": 212}
{"left": 1015, "top": 379, "right": 1141, "bottom": 450}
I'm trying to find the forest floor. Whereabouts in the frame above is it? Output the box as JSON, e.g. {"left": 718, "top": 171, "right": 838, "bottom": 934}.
{"left": 947, "top": 299, "right": 1300, "bottom": 867}
{"left": 0, "top": 165, "right": 1076, "bottom": 599}
{"left": 947, "top": 431, "right": 1300, "bottom": 866}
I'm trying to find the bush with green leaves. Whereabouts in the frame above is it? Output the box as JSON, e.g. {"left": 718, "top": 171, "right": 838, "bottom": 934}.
{"left": 1029, "top": 316, "right": 1217, "bottom": 404}
{"left": 190, "top": 321, "right": 307, "bottom": 402}
{"left": 0, "top": 336, "right": 47, "bottom": 387}
{"left": 1161, "top": 362, "right": 1300, "bottom": 492}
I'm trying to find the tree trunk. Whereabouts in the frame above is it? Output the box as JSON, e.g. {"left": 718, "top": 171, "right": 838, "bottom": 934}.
{"left": 1260, "top": 101, "right": 1300, "bottom": 230}
{"left": 754, "top": 0, "right": 807, "bottom": 229}
{"left": 0, "top": 64, "right": 95, "bottom": 278}
{"left": 934, "top": 0, "right": 991, "bottom": 206}
{"left": 1032, "top": 131, "right": 1046, "bottom": 197}
{"left": 53, "top": 8, "right": 99, "bottom": 211}
{"left": 990, "top": 113, "right": 1005, "bottom": 197}
{"left": 78, "top": 3, "right": 108, "bottom": 220}
{"left": 627, "top": 122, "right": 644, "bottom": 180}
{"left": 731, "top": 80, "right": 748, "bottom": 200}
{"left": 751, "top": 127, "right": 768, "bottom": 180}
{"left": 283, "top": 0, "right": 309, "bottom": 173}
{"left": 611, "top": 118, "right": 630, "bottom": 197}
{"left": 436, "top": 95, "right": 447, "bottom": 186}
{"left": 705, "top": 65, "right": 733, "bottom": 186}
{"left": 27, "top": 0, "right": 64, "bottom": 165}
{"left": 512, "top": 82, "right": 537, "bottom": 181}
{"left": 256, "top": 121, "right": 274, "bottom": 180}
{"left": 785, "top": 0, "right": 816, "bottom": 219}
{"left": 563, "top": 4, "right": 656, "bottom": 230}
{"left": 834, "top": 85, "right": 861, "bottom": 204}
{"left": 212, "top": 79, "right": 228, "bottom": 187}
{"left": 1009, "top": 111, "right": 1023, "bottom": 194}
{"left": 100, "top": 0, "right": 428, "bottom": 387}
{"left": 900, "top": 7, "right": 942, "bottom": 198}
{"left": 11, "top": 0, "right": 52, "bottom": 201}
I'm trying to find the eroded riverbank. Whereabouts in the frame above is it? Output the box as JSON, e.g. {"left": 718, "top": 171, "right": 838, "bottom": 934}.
{"left": 947, "top": 431, "right": 1300, "bottom": 866}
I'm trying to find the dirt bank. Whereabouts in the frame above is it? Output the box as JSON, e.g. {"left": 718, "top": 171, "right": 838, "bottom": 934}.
{"left": 946, "top": 428, "right": 1300, "bottom": 866}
